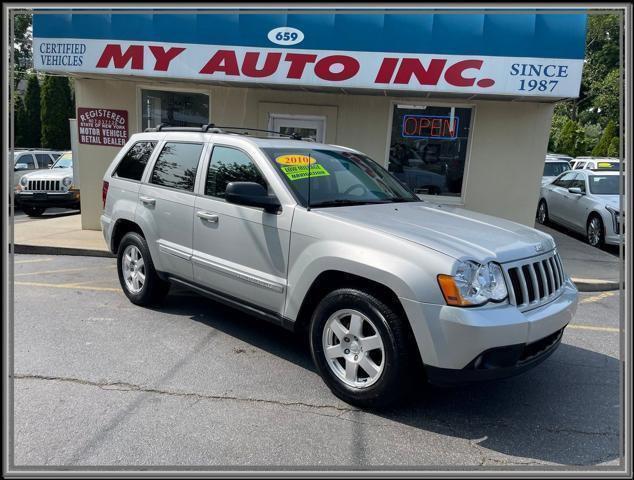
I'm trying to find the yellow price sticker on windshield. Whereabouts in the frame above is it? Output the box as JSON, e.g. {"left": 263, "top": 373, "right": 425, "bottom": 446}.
{"left": 281, "top": 164, "right": 330, "bottom": 181}
{"left": 276, "top": 154, "right": 316, "bottom": 166}
{"left": 598, "top": 162, "right": 614, "bottom": 168}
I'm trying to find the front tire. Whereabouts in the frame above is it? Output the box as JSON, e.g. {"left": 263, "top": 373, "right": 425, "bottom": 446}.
{"left": 587, "top": 214, "right": 605, "bottom": 248}
{"left": 309, "top": 288, "right": 416, "bottom": 409}
{"left": 23, "top": 205, "right": 46, "bottom": 217}
{"left": 117, "top": 231, "right": 170, "bottom": 306}
{"left": 536, "top": 199, "right": 549, "bottom": 225}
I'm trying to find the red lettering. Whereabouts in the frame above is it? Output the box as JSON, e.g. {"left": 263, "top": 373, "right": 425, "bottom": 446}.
{"left": 314, "top": 55, "right": 360, "bottom": 81}
{"left": 148, "top": 46, "right": 185, "bottom": 72}
{"left": 242, "top": 52, "right": 282, "bottom": 78}
{"left": 393, "top": 58, "right": 446, "bottom": 85}
{"left": 431, "top": 119, "right": 442, "bottom": 136}
{"left": 403, "top": 117, "right": 417, "bottom": 135}
{"left": 96, "top": 44, "right": 144, "bottom": 70}
{"left": 285, "top": 53, "right": 317, "bottom": 79}
{"left": 375, "top": 57, "right": 399, "bottom": 83}
{"left": 199, "top": 50, "right": 240, "bottom": 75}
{"left": 444, "top": 60, "right": 483, "bottom": 87}
{"left": 418, "top": 118, "right": 430, "bottom": 136}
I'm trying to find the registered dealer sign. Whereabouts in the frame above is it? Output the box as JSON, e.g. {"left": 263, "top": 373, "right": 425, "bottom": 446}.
{"left": 77, "top": 107, "right": 128, "bottom": 147}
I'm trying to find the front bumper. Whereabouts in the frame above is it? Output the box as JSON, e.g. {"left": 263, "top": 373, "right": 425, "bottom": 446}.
{"left": 400, "top": 278, "right": 578, "bottom": 382}
{"left": 16, "top": 190, "right": 80, "bottom": 208}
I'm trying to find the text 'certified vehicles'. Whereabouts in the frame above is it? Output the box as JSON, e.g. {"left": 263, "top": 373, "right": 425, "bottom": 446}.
{"left": 538, "top": 169, "right": 622, "bottom": 247}
{"left": 15, "top": 151, "right": 79, "bottom": 216}
{"left": 101, "top": 125, "right": 578, "bottom": 408}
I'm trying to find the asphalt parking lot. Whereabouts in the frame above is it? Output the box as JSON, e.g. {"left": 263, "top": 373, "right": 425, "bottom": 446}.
{"left": 11, "top": 254, "right": 622, "bottom": 469}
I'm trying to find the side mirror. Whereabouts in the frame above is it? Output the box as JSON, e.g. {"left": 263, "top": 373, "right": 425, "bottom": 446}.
{"left": 14, "top": 163, "right": 28, "bottom": 171}
{"left": 568, "top": 187, "right": 585, "bottom": 195}
{"left": 225, "top": 182, "right": 281, "bottom": 214}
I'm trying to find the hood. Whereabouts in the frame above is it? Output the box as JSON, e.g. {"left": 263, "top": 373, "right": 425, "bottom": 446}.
{"left": 541, "top": 176, "right": 556, "bottom": 185}
{"left": 599, "top": 195, "right": 620, "bottom": 211}
{"left": 317, "top": 201, "right": 556, "bottom": 264}
{"left": 21, "top": 168, "right": 74, "bottom": 181}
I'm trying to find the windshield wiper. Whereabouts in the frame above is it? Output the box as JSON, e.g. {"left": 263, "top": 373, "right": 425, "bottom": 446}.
{"left": 309, "top": 199, "right": 389, "bottom": 208}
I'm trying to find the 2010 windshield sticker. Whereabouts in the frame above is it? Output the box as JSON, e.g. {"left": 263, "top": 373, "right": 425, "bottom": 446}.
{"left": 280, "top": 164, "right": 330, "bottom": 181}
{"left": 275, "top": 154, "right": 316, "bottom": 166}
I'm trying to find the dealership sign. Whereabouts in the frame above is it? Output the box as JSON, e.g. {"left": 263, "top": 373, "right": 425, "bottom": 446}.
{"left": 77, "top": 107, "right": 128, "bottom": 147}
{"left": 33, "top": 12, "right": 587, "bottom": 98}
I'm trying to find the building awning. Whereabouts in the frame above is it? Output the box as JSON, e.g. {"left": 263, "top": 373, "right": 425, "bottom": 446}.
{"left": 33, "top": 9, "right": 587, "bottom": 99}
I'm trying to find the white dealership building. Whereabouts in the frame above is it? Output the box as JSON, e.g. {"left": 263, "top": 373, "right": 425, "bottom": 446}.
{"left": 33, "top": 9, "right": 587, "bottom": 230}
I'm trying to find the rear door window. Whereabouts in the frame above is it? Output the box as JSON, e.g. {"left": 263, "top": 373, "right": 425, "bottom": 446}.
{"left": 114, "top": 141, "right": 157, "bottom": 181}
{"left": 150, "top": 142, "right": 204, "bottom": 192}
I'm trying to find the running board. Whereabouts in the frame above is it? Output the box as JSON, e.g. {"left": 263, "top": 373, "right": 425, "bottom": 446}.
{"left": 168, "top": 276, "right": 295, "bottom": 332}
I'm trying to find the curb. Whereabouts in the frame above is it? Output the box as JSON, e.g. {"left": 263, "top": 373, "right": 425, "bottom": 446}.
{"left": 572, "top": 278, "right": 621, "bottom": 292}
{"left": 13, "top": 244, "right": 115, "bottom": 258}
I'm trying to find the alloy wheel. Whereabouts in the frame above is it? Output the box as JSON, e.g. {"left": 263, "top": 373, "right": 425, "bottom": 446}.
{"left": 587, "top": 217, "right": 602, "bottom": 247}
{"left": 321, "top": 309, "right": 385, "bottom": 389}
{"left": 538, "top": 202, "right": 547, "bottom": 224}
{"left": 122, "top": 244, "right": 146, "bottom": 293}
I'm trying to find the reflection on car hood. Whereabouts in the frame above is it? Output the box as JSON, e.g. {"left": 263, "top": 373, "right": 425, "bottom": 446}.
{"left": 318, "top": 202, "right": 556, "bottom": 263}
{"left": 21, "top": 168, "right": 73, "bottom": 181}
{"left": 597, "top": 194, "right": 620, "bottom": 210}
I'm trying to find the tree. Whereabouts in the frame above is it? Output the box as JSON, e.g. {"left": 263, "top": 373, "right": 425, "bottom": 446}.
{"left": 40, "top": 75, "right": 73, "bottom": 150}
{"left": 607, "top": 136, "right": 620, "bottom": 158}
{"left": 592, "top": 120, "right": 617, "bottom": 156}
{"left": 556, "top": 119, "right": 587, "bottom": 157}
{"left": 23, "top": 74, "right": 41, "bottom": 146}
{"left": 12, "top": 13, "right": 32, "bottom": 88}
{"left": 14, "top": 95, "right": 27, "bottom": 147}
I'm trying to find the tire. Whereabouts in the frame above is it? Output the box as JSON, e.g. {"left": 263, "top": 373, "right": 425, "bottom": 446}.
{"left": 117, "top": 231, "right": 170, "bottom": 306}
{"left": 22, "top": 205, "right": 46, "bottom": 217}
{"left": 536, "top": 199, "right": 549, "bottom": 225}
{"left": 586, "top": 214, "right": 605, "bottom": 248}
{"left": 309, "top": 288, "right": 416, "bottom": 409}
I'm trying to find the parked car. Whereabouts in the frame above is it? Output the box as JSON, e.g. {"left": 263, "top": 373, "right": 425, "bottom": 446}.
{"left": 537, "top": 169, "right": 622, "bottom": 247}
{"left": 542, "top": 155, "right": 572, "bottom": 186}
{"left": 15, "top": 151, "right": 79, "bottom": 217}
{"left": 101, "top": 126, "right": 578, "bottom": 408}
{"left": 12, "top": 149, "right": 64, "bottom": 192}
{"left": 570, "top": 157, "right": 620, "bottom": 171}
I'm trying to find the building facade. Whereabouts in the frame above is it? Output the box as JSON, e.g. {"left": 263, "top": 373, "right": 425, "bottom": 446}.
{"left": 33, "top": 9, "right": 587, "bottom": 230}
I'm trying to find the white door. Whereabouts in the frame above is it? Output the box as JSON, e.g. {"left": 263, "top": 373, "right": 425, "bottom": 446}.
{"left": 268, "top": 114, "right": 326, "bottom": 143}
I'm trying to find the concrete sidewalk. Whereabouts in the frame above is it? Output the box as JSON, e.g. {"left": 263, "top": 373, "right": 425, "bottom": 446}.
{"left": 535, "top": 223, "right": 621, "bottom": 292}
{"left": 12, "top": 212, "right": 622, "bottom": 291}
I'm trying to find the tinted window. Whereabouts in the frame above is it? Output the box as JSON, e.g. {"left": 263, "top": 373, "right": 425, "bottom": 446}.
{"left": 574, "top": 162, "right": 585, "bottom": 170}
{"left": 150, "top": 142, "right": 203, "bottom": 192}
{"left": 115, "top": 141, "right": 157, "bottom": 181}
{"left": 388, "top": 105, "right": 472, "bottom": 197}
{"left": 35, "top": 153, "right": 54, "bottom": 168}
{"left": 554, "top": 172, "right": 577, "bottom": 188}
{"left": 16, "top": 153, "right": 36, "bottom": 169}
{"left": 141, "top": 89, "right": 209, "bottom": 129}
{"left": 206, "top": 146, "right": 266, "bottom": 198}
{"left": 543, "top": 162, "right": 570, "bottom": 177}
{"left": 589, "top": 175, "right": 619, "bottom": 195}
{"left": 570, "top": 174, "right": 586, "bottom": 192}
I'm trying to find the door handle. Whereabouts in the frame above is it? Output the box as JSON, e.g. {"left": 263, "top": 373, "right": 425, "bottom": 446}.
{"left": 139, "top": 196, "right": 156, "bottom": 206}
{"left": 196, "top": 211, "right": 219, "bottom": 223}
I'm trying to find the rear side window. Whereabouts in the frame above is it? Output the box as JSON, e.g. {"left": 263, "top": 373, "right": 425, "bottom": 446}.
{"left": 114, "top": 141, "right": 157, "bottom": 181}
{"left": 205, "top": 146, "right": 266, "bottom": 199}
{"left": 150, "top": 142, "right": 203, "bottom": 192}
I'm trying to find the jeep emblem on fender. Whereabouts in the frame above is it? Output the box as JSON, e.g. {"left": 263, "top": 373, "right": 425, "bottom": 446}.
{"left": 535, "top": 244, "right": 544, "bottom": 252}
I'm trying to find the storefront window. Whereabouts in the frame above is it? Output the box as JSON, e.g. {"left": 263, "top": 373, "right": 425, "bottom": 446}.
{"left": 388, "top": 104, "right": 472, "bottom": 197}
{"left": 141, "top": 89, "right": 209, "bottom": 129}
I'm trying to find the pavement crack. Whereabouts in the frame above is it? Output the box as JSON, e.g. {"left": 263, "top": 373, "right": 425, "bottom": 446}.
{"left": 13, "top": 373, "right": 356, "bottom": 413}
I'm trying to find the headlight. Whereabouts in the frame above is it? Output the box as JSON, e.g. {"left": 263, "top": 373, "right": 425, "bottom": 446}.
{"left": 62, "top": 177, "right": 73, "bottom": 186}
{"left": 438, "top": 261, "right": 508, "bottom": 307}
{"left": 20, "top": 176, "right": 28, "bottom": 186}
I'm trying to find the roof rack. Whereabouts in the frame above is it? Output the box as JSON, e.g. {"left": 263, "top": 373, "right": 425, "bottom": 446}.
{"left": 143, "top": 123, "right": 313, "bottom": 141}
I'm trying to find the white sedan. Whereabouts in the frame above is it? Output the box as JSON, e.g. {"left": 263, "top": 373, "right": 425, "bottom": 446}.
{"left": 537, "top": 170, "right": 622, "bottom": 247}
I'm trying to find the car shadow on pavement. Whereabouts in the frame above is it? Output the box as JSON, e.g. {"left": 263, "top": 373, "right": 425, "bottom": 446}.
{"left": 544, "top": 221, "right": 620, "bottom": 257}
{"left": 159, "top": 291, "right": 620, "bottom": 467}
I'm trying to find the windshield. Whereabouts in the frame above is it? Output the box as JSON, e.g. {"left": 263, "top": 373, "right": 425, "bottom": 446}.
{"left": 588, "top": 175, "right": 619, "bottom": 195}
{"left": 262, "top": 148, "right": 420, "bottom": 208}
{"left": 543, "top": 162, "right": 570, "bottom": 177}
{"left": 52, "top": 152, "right": 72, "bottom": 168}
{"left": 592, "top": 161, "right": 620, "bottom": 171}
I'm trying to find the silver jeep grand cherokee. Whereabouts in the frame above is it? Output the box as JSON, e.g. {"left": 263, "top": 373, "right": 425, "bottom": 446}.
{"left": 101, "top": 125, "right": 578, "bottom": 408}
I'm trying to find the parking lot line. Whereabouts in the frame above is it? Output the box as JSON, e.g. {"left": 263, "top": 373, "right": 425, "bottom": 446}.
{"left": 579, "top": 291, "right": 618, "bottom": 304}
{"left": 14, "top": 258, "right": 53, "bottom": 265}
{"left": 568, "top": 324, "right": 620, "bottom": 333}
{"left": 15, "top": 266, "right": 116, "bottom": 277}
{"left": 15, "top": 281, "right": 121, "bottom": 293}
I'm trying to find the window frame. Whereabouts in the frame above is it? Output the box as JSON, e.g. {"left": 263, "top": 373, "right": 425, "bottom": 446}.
{"left": 202, "top": 144, "right": 269, "bottom": 202}
{"left": 112, "top": 140, "right": 158, "bottom": 183}
{"left": 147, "top": 140, "right": 207, "bottom": 194}
{"left": 384, "top": 99, "right": 476, "bottom": 205}
{"left": 16, "top": 153, "right": 36, "bottom": 170}
{"left": 136, "top": 84, "right": 211, "bottom": 132}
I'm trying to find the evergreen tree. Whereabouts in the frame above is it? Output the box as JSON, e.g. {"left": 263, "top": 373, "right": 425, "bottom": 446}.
{"left": 592, "top": 120, "right": 617, "bottom": 156}
{"left": 23, "top": 75, "right": 41, "bottom": 146}
{"left": 40, "top": 75, "right": 73, "bottom": 150}
{"left": 14, "top": 95, "right": 27, "bottom": 147}
{"left": 607, "top": 136, "right": 620, "bottom": 158}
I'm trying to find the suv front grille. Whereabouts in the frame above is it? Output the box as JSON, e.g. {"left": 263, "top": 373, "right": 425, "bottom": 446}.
{"left": 504, "top": 251, "right": 566, "bottom": 312}
{"left": 26, "top": 180, "right": 62, "bottom": 192}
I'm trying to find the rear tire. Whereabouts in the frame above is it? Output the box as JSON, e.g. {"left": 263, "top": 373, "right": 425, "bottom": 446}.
{"left": 23, "top": 205, "right": 46, "bottom": 217}
{"left": 309, "top": 288, "right": 416, "bottom": 409}
{"left": 536, "top": 199, "right": 549, "bottom": 225}
{"left": 117, "top": 231, "right": 170, "bottom": 306}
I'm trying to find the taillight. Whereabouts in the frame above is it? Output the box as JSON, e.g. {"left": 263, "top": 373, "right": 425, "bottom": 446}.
{"left": 102, "top": 181, "right": 109, "bottom": 209}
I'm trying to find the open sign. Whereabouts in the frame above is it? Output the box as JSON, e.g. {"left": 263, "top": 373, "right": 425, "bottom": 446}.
{"left": 402, "top": 114, "right": 459, "bottom": 140}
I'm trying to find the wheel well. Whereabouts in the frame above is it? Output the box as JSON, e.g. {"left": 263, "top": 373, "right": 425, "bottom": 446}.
{"left": 587, "top": 211, "right": 603, "bottom": 227}
{"left": 111, "top": 219, "right": 144, "bottom": 254}
{"left": 293, "top": 270, "right": 422, "bottom": 364}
